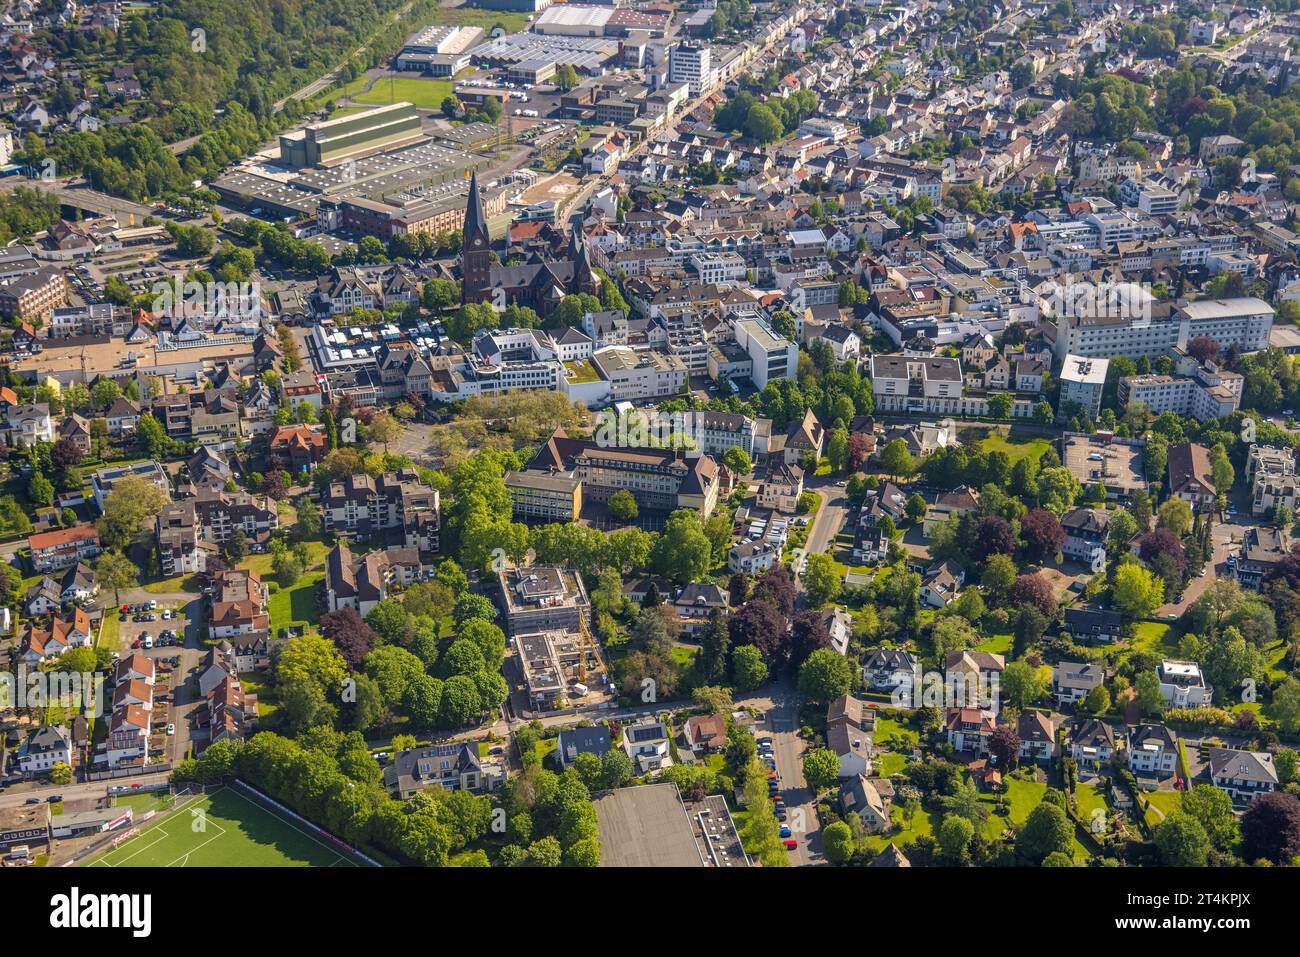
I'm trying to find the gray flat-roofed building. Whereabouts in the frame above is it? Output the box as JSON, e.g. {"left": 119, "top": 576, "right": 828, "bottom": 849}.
{"left": 593, "top": 783, "right": 706, "bottom": 867}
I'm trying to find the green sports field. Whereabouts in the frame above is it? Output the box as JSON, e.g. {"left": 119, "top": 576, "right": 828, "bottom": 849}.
{"left": 84, "top": 787, "right": 360, "bottom": 868}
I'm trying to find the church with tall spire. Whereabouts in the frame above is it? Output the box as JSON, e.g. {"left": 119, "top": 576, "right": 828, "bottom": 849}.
{"left": 460, "top": 168, "right": 599, "bottom": 315}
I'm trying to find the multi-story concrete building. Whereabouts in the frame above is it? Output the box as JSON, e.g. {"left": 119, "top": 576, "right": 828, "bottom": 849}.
{"left": 320, "top": 469, "right": 440, "bottom": 552}
{"left": 733, "top": 317, "right": 798, "bottom": 389}
{"left": 526, "top": 429, "right": 722, "bottom": 517}
{"left": 504, "top": 470, "right": 583, "bottom": 522}
{"left": 154, "top": 489, "right": 279, "bottom": 576}
{"left": 496, "top": 565, "right": 589, "bottom": 638}
{"left": 1057, "top": 354, "right": 1107, "bottom": 419}
{"left": 1054, "top": 297, "right": 1273, "bottom": 362}
{"left": 1247, "top": 444, "right": 1299, "bottom": 516}
{"left": 1158, "top": 659, "right": 1212, "bottom": 709}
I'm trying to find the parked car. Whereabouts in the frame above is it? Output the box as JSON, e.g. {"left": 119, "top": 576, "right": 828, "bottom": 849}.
{"left": 166, "top": 724, "right": 175, "bottom": 736}
{"left": 784, "top": 839, "right": 798, "bottom": 850}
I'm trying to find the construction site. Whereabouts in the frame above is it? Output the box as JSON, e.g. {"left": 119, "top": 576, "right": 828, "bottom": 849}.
{"left": 497, "top": 565, "right": 611, "bottom": 712}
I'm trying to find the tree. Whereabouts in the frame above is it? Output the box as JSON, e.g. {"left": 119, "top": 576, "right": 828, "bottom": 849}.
{"left": 1273, "top": 678, "right": 1300, "bottom": 734}
{"left": 1239, "top": 792, "right": 1300, "bottom": 864}
{"left": 1134, "top": 670, "right": 1165, "bottom": 716}
{"left": 1084, "top": 683, "right": 1110, "bottom": 715}
{"left": 553, "top": 63, "right": 579, "bottom": 91}
{"left": 94, "top": 550, "right": 138, "bottom": 604}
{"left": 722, "top": 447, "right": 752, "bottom": 475}
{"left": 1020, "top": 509, "right": 1065, "bottom": 561}
{"left": 27, "top": 472, "right": 53, "bottom": 507}
{"left": 980, "top": 554, "right": 1017, "bottom": 601}
{"left": 987, "top": 392, "right": 1013, "bottom": 420}
{"left": 1154, "top": 812, "right": 1211, "bottom": 866}
{"left": 1037, "top": 466, "right": 1082, "bottom": 515}
{"left": 731, "top": 644, "right": 768, "bottom": 691}
{"left": 905, "top": 493, "right": 927, "bottom": 523}
{"left": 97, "top": 475, "right": 171, "bottom": 549}
{"left": 1001, "top": 660, "right": 1047, "bottom": 709}
{"left": 1018, "top": 801, "right": 1073, "bottom": 862}
{"left": 607, "top": 489, "right": 639, "bottom": 523}
{"left": 989, "top": 724, "right": 1021, "bottom": 769}
{"left": 1113, "top": 563, "right": 1164, "bottom": 620}
{"left": 1180, "top": 784, "right": 1239, "bottom": 851}
{"left": 879, "top": 439, "right": 917, "bottom": 481}
{"left": 972, "top": 516, "right": 1016, "bottom": 562}
{"left": 1157, "top": 497, "right": 1192, "bottom": 538}
{"left": 802, "top": 553, "right": 841, "bottom": 606}
{"left": 802, "top": 748, "right": 842, "bottom": 793}
{"left": 798, "top": 648, "right": 852, "bottom": 705}
{"left": 1009, "top": 573, "right": 1056, "bottom": 617}
{"left": 367, "top": 411, "right": 402, "bottom": 452}
{"left": 937, "top": 814, "right": 975, "bottom": 864}
{"left": 650, "top": 510, "right": 713, "bottom": 583}
{"left": 823, "top": 820, "right": 855, "bottom": 863}
{"left": 745, "top": 103, "right": 784, "bottom": 143}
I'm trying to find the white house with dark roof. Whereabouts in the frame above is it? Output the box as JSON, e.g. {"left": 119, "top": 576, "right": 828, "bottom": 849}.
{"left": 1054, "top": 661, "right": 1106, "bottom": 707}
{"left": 1069, "top": 718, "right": 1116, "bottom": 771}
{"left": 1208, "top": 748, "right": 1278, "bottom": 805}
{"left": 1017, "top": 711, "right": 1055, "bottom": 762}
{"left": 1128, "top": 723, "right": 1178, "bottom": 777}
{"left": 863, "top": 647, "right": 917, "bottom": 694}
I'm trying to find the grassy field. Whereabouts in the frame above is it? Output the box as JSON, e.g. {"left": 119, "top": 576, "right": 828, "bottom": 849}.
{"left": 86, "top": 787, "right": 358, "bottom": 868}
{"left": 349, "top": 75, "right": 454, "bottom": 110}
{"left": 267, "top": 571, "right": 324, "bottom": 634}
{"left": 979, "top": 434, "right": 1051, "bottom": 466}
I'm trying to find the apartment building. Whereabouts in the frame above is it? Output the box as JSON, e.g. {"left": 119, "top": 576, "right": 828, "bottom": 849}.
{"left": 0, "top": 268, "right": 67, "bottom": 322}
{"left": 154, "top": 489, "right": 279, "bottom": 576}
{"left": 320, "top": 470, "right": 441, "bottom": 552}
{"left": 1247, "top": 444, "right": 1299, "bottom": 516}
{"left": 496, "top": 564, "right": 590, "bottom": 638}
{"left": 733, "top": 317, "right": 798, "bottom": 389}
{"left": 1208, "top": 748, "right": 1279, "bottom": 805}
{"left": 1057, "top": 354, "right": 1107, "bottom": 419}
{"left": 27, "top": 523, "right": 101, "bottom": 573}
{"left": 1128, "top": 723, "right": 1178, "bottom": 776}
{"left": 324, "top": 542, "right": 423, "bottom": 616}
{"left": 209, "top": 568, "right": 270, "bottom": 639}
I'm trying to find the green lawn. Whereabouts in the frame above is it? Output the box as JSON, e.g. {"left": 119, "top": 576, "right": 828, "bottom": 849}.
{"left": 266, "top": 572, "right": 323, "bottom": 634}
{"left": 979, "top": 434, "right": 1051, "bottom": 466}
{"left": 350, "top": 76, "right": 454, "bottom": 110}
{"left": 564, "top": 359, "right": 601, "bottom": 384}
{"left": 874, "top": 752, "right": 907, "bottom": 777}
{"left": 977, "top": 632, "right": 1014, "bottom": 656}
{"left": 861, "top": 804, "right": 935, "bottom": 854}
{"left": 871, "top": 715, "right": 919, "bottom": 750}
{"left": 97, "top": 613, "right": 121, "bottom": 652}
{"left": 1128, "top": 621, "right": 1177, "bottom": 657}
{"left": 238, "top": 671, "right": 278, "bottom": 720}
{"left": 1075, "top": 782, "right": 1107, "bottom": 821}
{"left": 237, "top": 541, "right": 329, "bottom": 578}
{"left": 85, "top": 787, "right": 358, "bottom": 867}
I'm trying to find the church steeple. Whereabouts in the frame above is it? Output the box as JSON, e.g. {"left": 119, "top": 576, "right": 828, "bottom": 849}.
{"left": 570, "top": 223, "right": 598, "bottom": 296}
{"left": 461, "top": 168, "right": 492, "bottom": 303}
{"left": 463, "top": 168, "right": 489, "bottom": 249}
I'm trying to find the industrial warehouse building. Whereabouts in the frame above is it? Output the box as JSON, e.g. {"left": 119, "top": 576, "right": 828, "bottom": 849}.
{"left": 278, "top": 103, "right": 423, "bottom": 168}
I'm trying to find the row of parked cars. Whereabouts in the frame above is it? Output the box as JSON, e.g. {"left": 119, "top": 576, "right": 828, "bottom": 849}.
{"left": 759, "top": 736, "right": 798, "bottom": 851}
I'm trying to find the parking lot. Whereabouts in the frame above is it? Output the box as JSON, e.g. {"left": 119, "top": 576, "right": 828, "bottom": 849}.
{"left": 114, "top": 599, "right": 196, "bottom": 754}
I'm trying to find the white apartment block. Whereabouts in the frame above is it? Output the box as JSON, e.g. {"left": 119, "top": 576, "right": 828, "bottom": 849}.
{"left": 1054, "top": 297, "right": 1274, "bottom": 362}
{"left": 1057, "top": 354, "right": 1107, "bottom": 419}
{"left": 734, "top": 317, "right": 798, "bottom": 388}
